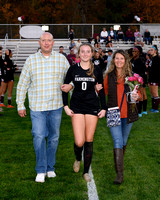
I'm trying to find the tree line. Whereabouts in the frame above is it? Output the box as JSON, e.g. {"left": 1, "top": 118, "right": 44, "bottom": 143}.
{"left": 0, "top": 0, "right": 160, "bottom": 24}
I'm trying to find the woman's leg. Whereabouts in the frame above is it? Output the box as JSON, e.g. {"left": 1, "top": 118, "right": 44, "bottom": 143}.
{"left": 83, "top": 114, "right": 98, "bottom": 182}
{"left": 7, "top": 81, "right": 14, "bottom": 107}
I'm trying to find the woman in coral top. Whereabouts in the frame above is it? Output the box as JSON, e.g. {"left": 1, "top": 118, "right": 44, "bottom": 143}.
{"left": 103, "top": 49, "right": 141, "bottom": 184}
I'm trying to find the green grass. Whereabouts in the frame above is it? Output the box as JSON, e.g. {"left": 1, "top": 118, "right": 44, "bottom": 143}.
{"left": 0, "top": 74, "right": 160, "bottom": 200}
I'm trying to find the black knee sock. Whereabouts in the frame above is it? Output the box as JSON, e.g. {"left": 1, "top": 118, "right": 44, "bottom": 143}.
{"left": 138, "top": 101, "right": 143, "bottom": 114}
{"left": 83, "top": 142, "right": 93, "bottom": 174}
{"left": 74, "top": 143, "right": 83, "bottom": 161}
{"left": 1, "top": 95, "right": 4, "bottom": 104}
{"left": 8, "top": 97, "right": 11, "bottom": 105}
{"left": 154, "top": 97, "right": 160, "bottom": 110}
{"left": 143, "top": 99, "right": 147, "bottom": 111}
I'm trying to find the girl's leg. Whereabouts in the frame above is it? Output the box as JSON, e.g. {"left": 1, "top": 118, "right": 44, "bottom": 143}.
{"left": 0, "top": 82, "right": 8, "bottom": 106}
{"left": 142, "top": 88, "right": 147, "bottom": 113}
{"left": 7, "top": 81, "right": 14, "bottom": 107}
{"left": 71, "top": 114, "right": 86, "bottom": 173}
{"left": 83, "top": 114, "right": 98, "bottom": 182}
{"left": 149, "top": 85, "right": 159, "bottom": 111}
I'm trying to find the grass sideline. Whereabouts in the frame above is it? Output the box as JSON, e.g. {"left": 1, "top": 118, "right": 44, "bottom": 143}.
{"left": 0, "top": 73, "right": 159, "bottom": 200}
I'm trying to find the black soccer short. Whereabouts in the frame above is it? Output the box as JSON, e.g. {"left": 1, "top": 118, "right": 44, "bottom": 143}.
{"left": 71, "top": 107, "right": 100, "bottom": 116}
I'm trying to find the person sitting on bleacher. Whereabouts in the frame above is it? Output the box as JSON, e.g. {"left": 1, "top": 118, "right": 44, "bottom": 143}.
{"left": 94, "top": 35, "right": 101, "bottom": 48}
{"left": 134, "top": 28, "right": 141, "bottom": 39}
{"left": 125, "top": 27, "right": 134, "bottom": 42}
{"left": 100, "top": 27, "right": 108, "bottom": 43}
{"left": 106, "top": 36, "right": 113, "bottom": 48}
{"left": 108, "top": 26, "right": 116, "bottom": 41}
{"left": 144, "top": 29, "right": 152, "bottom": 45}
{"left": 116, "top": 26, "right": 125, "bottom": 41}
{"left": 134, "top": 33, "right": 144, "bottom": 47}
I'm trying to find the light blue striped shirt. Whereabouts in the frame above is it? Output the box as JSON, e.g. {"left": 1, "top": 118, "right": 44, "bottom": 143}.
{"left": 16, "top": 50, "right": 70, "bottom": 111}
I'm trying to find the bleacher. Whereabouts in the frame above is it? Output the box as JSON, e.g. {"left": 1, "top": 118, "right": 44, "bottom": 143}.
{"left": 1, "top": 38, "right": 159, "bottom": 71}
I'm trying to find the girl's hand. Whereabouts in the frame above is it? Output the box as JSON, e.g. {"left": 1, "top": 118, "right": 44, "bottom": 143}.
{"left": 61, "top": 84, "right": 73, "bottom": 93}
{"left": 95, "top": 83, "right": 103, "bottom": 91}
{"left": 98, "top": 109, "right": 106, "bottom": 118}
{"left": 64, "top": 106, "right": 74, "bottom": 117}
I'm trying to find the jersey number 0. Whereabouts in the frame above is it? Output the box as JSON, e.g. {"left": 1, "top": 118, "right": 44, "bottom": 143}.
{"left": 82, "top": 82, "right": 87, "bottom": 90}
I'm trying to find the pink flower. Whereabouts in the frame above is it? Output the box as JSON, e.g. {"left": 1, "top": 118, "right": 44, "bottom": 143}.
{"left": 134, "top": 73, "right": 140, "bottom": 78}
{"left": 132, "top": 76, "right": 138, "bottom": 81}
{"left": 138, "top": 77, "right": 143, "bottom": 85}
{"left": 128, "top": 76, "right": 134, "bottom": 81}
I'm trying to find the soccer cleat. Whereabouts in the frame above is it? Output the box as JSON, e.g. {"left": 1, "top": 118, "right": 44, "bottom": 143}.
{"left": 35, "top": 173, "right": 46, "bottom": 183}
{"left": 138, "top": 113, "right": 142, "bottom": 117}
{"left": 7, "top": 105, "right": 14, "bottom": 108}
{"left": 150, "top": 109, "right": 159, "bottom": 113}
{"left": 0, "top": 103, "right": 6, "bottom": 107}
{"left": 47, "top": 171, "right": 56, "bottom": 178}
{"left": 141, "top": 111, "right": 147, "bottom": 115}
{"left": 83, "top": 173, "right": 91, "bottom": 182}
{"left": 73, "top": 160, "right": 81, "bottom": 173}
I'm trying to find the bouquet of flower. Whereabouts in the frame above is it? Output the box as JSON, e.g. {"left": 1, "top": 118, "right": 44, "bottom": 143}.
{"left": 125, "top": 73, "right": 143, "bottom": 111}
{"left": 125, "top": 73, "right": 143, "bottom": 94}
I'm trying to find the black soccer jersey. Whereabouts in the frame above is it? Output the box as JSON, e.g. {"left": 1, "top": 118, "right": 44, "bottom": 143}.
{"left": 62, "top": 63, "right": 106, "bottom": 115}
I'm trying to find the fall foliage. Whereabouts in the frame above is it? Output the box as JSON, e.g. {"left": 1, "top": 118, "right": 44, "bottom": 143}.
{"left": 0, "top": 0, "right": 160, "bottom": 24}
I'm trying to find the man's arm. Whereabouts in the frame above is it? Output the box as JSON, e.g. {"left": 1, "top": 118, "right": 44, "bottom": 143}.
{"left": 16, "top": 58, "right": 31, "bottom": 114}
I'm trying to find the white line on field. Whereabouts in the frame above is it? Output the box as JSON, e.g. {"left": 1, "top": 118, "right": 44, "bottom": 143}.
{"left": 87, "top": 166, "right": 99, "bottom": 200}
{"left": 82, "top": 151, "right": 99, "bottom": 200}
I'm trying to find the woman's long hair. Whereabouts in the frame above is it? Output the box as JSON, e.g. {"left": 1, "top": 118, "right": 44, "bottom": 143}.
{"left": 107, "top": 49, "right": 132, "bottom": 80}
{"left": 78, "top": 43, "right": 95, "bottom": 78}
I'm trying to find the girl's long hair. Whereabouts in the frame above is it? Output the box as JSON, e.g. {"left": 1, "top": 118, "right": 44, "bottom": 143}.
{"left": 78, "top": 43, "right": 95, "bottom": 78}
{"left": 107, "top": 49, "right": 132, "bottom": 80}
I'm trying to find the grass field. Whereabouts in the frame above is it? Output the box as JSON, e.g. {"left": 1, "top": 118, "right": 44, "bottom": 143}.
{"left": 0, "top": 74, "right": 160, "bottom": 200}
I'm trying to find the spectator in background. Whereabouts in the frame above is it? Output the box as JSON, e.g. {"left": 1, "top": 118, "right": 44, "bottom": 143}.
{"left": 72, "top": 53, "right": 81, "bottom": 64}
{"left": 100, "top": 27, "right": 108, "bottom": 43}
{"left": 134, "top": 28, "right": 141, "bottom": 39}
{"left": 134, "top": 33, "right": 144, "bottom": 47}
{"left": 69, "top": 39, "right": 76, "bottom": 49}
{"left": 75, "top": 39, "right": 82, "bottom": 50}
{"left": 67, "top": 48, "right": 76, "bottom": 65}
{"left": 94, "top": 35, "right": 101, "bottom": 48}
{"left": 0, "top": 46, "right": 4, "bottom": 111}
{"left": 144, "top": 29, "right": 152, "bottom": 45}
{"left": 68, "top": 28, "right": 75, "bottom": 40}
{"left": 103, "top": 49, "right": 113, "bottom": 77}
{"left": 131, "top": 46, "right": 146, "bottom": 117}
{"left": 92, "top": 51, "right": 105, "bottom": 73}
{"left": 106, "top": 36, "right": 113, "bottom": 48}
{"left": 148, "top": 45, "right": 160, "bottom": 113}
{"left": 59, "top": 46, "right": 67, "bottom": 58}
{"left": 0, "top": 49, "right": 17, "bottom": 108}
{"left": 101, "top": 50, "right": 108, "bottom": 75}
{"left": 116, "top": 26, "right": 125, "bottom": 41}
{"left": 125, "top": 27, "right": 134, "bottom": 42}
{"left": 108, "top": 26, "right": 116, "bottom": 40}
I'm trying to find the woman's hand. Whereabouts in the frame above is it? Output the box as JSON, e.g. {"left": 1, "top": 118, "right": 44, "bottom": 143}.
{"left": 98, "top": 109, "right": 106, "bottom": 118}
{"left": 64, "top": 106, "right": 74, "bottom": 117}
{"left": 131, "top": 92, "right": 140, "bottom": 101}
{"left": 61, "top": 84, "right": 73, "bottom": 93}
{"left": 95, "top": 83, "right": 103, "bottom": 91}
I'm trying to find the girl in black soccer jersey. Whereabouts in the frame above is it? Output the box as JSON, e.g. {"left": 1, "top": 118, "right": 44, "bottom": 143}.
{"left": 0, "top": 49, "right": 17, "bottom": 108}
{"left": 62, "top": 43, "right": 106, "bottom": 182}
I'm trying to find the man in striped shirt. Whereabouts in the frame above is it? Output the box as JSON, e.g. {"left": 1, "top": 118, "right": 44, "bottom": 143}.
{"left": 16, "top": 32, "right": 70, "bottom": 183}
